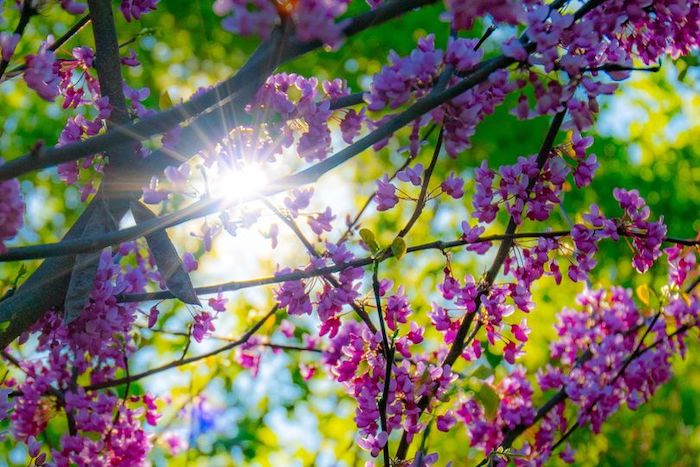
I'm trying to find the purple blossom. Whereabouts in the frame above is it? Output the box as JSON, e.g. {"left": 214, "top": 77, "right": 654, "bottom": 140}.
{"left": 24, "top": 43, "right": 60, "bottom": 101}
{"left": 120, "top": 0, "right": 159, "bottom": 22}
{"left": 214, "top": 0, "right": 277, "bottom": 37}
{"left": 340, "top": 108, "right": 365, "bottom": 144}
{"left": 192, "top": 311, "right": 217, "bottom": 343}
{"left": 573, "top": 154, "right": 599, "bottom": 187}
{"left": 501, "top": 37, "right": 528, "bottom": 62}
{"left": 284, "top": 188, "right": 314, "bottom": 217}
{"left": 385, "top": 287, "right": 411, "bottom": 331}
{"left": 365, "top": 35, "right": 442, "bottom": 111}
{"left": 397, "top": 163, "right": 424, "bottom": 186}
{"left": 142, "top": 176, "right": 170, "bottom": 204}
{"left": 441, "top": 172, "right": 465, "bottom": 199}
{"left": 0, "top": 165, "right": 24, "bottom": 253}
{"left": 0, "top": 32, "right": 19, "bottom": 62}
{"left": 276, "top": 274, "right": 312, "bottom": 316}
{"left": 182, "top": 252, "right": 198, "bottom": 272}
{"left": 445, "top": 38, "right": 483, "bottom": 72}
{"left": 375, "top": 175, "right": 399, "bottom": 211}
{"left": 308, "top": 207, "right": 335, "bottom": 235}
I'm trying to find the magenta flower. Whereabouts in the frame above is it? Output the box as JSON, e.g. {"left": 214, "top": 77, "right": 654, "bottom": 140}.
{"left": 441, "top": 172, "right": 465, "bottom": 199}
{"left": 375, "top": 175, "right": 399, "bottom": 211}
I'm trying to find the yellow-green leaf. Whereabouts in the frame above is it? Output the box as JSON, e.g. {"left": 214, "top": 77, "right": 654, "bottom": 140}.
{"left": 476, "top": 383, "right": 500, "bottom": 418}
{"left": 159, "top": 90, "right": 174, "bottom": 109}
{"left": 391, "top": 236, "right": 407, "bottom": 260}
{"left": 359, "top": 228, "right": 380, "bottom": 253}
{"left": 636, "top": 284, "right": 651, "bottom": 306}
{"left": 470, "top": 365, "right": 493, "bottom": 380}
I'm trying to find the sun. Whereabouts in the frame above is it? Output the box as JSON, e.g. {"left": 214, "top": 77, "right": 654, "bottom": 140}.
{"left": 212, "top": 163, "right": 270, "bottom": 202}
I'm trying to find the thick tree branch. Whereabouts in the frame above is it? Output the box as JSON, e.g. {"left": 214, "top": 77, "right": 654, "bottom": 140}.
{"left": 0, "top": 0, "right": 439, "bottom": 348}
{"left": 0, "top": 0, "right": 438, "bottom": 182}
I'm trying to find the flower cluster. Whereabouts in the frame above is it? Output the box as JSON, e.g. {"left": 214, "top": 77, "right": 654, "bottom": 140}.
{"left": 23, "top": 41, "right": 61, "bottom": 102}
{"left": 214, "top": 0, "right": 350, "bottom": 46}
{"left": 5, "top": 246, "right": 159, "bottom": 464}
{"left": 569, "top": 189, "right": 667, "bottom": 282}
{"left": 0, "top": 162, "right": 23, "bottom": 253}
{"left": 120, "top": 0, "right": 159, "bottom": 22}
{"left": 323, "top": 320, "right": 453, "bottom": 456}
{"left": 253, "top": 73, "right": 354, "bottom": 162}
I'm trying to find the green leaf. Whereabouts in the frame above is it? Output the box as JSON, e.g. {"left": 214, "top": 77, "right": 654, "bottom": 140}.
{"left": 636, "top": 284, "right": 651, "bottom": 306}
{"left": 676, "top": 57, "right": 689, "bottom": 82}
{"left": 484, "top": 342, "right": 503, "bottom": 369}
{"left": 131, "top": 202, "right": 201, "bottom": 306}
{"left": 159, "top": 90, "right": 174, "bottom": 109}
{"left": 470, "top": 364, "right": 493, "bottom": 380}
{"left": 359, "top": 228, "right": 380, "bottom": 253}
{"left": 391, "top": 236, "right": 407, "bottom": 260}
{"left": 475, "top": 383, "right": 500, "bottom": 418}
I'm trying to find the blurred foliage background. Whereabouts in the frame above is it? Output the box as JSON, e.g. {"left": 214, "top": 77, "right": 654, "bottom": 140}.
{"left": 0, "top": 0, "right": 698, "bottom": 465}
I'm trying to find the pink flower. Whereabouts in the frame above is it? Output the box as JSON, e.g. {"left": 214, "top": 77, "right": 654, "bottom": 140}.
{"left": 291, "top": 0, "right": 352, "bottom": 47}
{"left": 445, "top": 37, "right": 483, "bottom": 72}
{"left": 501, "top": 37, "right": 528, "bottom": 62}
{"left": 511, "top": 319, "right": 530, "bottom": 342}
{"left": 192, "top": 311, "right": 217, "bottom": 343}
{"left": 300, "top": 363, "right": 316, "bottom": 381}
{"left": 441, "top": 172, "right": 465, "bottom": 199}
{"left": 375, "top": 175, "right": 398, "bottom": 211}
{"left": 0, "top": 33, "right": 20, "bottom": 62}
{"left": 0, "top": 167, "right": 24, "bottom": 252}
{"left": 214, "top": 0, "right": 277, "bottom": 38}
{"left": 147, "top": 306, "right": 159, "bottom": 328}
{"left": 182, "top": 252, "right": 198, "bottom": 272}
{"left": 560, "top": 444, "right": 576, "bottom": 464}
{"left": 357, "top": 431, "right": 388, "bottom": 457}
{"left": 276, "top": 274, "right": 312, "bottom": 316}
{"left": 164, "top": 163, "right": 190, "bottom": 187}
{"left": 397, "top": 163, "right": 424, "bottom": 186}
{"left": 284, "top": 188, "right": 314, "bottom": 217}
{"left": 308, "top": 207, "right": 335, "bottom": 235}
{"left": 573, "top": 154, "right": 599, "bottom": 187}
{"left": 61, "top": 0, "right": 87, "bottom": 14}
{"left": 142, "top": 176, "right": 170, "bottom": 204}
{"left": 503, "top": 341, "right": 518, "bottom": 364}
{"left": 436, "top": 412, "right": 456, "bottom": 432}
{"left": 24, "top": 43, "right": 60, "bottom": 101}
{"left": 121, "top": 0, "right": 159, "bottom": 22}
{"left": 208, "top": 291, "right": 228, "bottom": 312}
{"left": 385, "top": 287, "right": 411, "bottom": 331}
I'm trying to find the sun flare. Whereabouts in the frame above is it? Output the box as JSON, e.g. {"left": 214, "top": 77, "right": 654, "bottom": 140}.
{"left": 212, "top": 164, "right": 270, "bottom": 202}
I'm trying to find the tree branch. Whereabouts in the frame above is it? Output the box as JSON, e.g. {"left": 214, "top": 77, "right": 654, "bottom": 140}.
{"left": 0, "top": 0, "right": 440, "bottom": 348}
{"left": 262, "top": 199, "right": 377, "bottom": 332}
{"left": 0, "top": 0, "right": 438, "bottom": 182}
{"left": 85, "top": 305, "right": 278, "bottom": 390}
{"left": 113, "top": 230, "right": 699, "bottom": 304}
{"left": 0, "top": 0, "right": 38, "bottom": 80}
{"left": 395, "top": 110, "right": 567, "bottom": 460}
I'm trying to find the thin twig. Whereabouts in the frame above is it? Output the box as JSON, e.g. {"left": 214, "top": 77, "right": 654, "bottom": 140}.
{"left": 0, "top": 0, "right": 38, "bottom": 80}
{"left": 395, "top": 110, "right": 567, "bottom": 460}
{"left": 86, "top": 306, "right": 278, "bottom": 390}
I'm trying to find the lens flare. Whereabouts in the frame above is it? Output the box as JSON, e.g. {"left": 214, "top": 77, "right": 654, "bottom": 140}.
{"left": 212, "top": 164, "right": 269, "bottom": 202}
